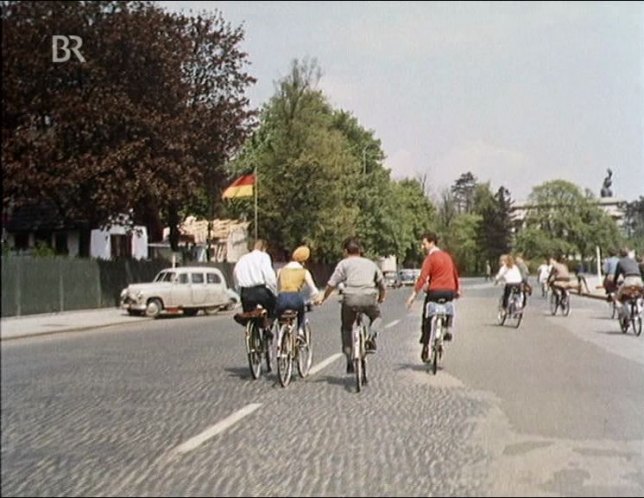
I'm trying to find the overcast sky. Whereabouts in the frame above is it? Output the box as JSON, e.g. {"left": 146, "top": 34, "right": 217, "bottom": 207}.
{"left": 159, "top": 1, "right": 643, "bottom": 203}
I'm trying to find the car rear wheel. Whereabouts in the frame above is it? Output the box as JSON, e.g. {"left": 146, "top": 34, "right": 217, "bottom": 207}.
{"left": 145, "top": 298, "right": 163, "bottom": 318}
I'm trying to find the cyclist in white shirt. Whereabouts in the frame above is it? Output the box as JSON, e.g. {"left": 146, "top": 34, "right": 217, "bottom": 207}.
{"left": 233, "top": 239, "right": 278, "bottom": 321}
{"left": 494, "top": 254, "right": 524, "bottom": 316}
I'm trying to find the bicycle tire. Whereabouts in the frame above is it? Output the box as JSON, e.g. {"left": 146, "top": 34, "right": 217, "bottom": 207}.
{"left": 432, "top": 320, "right": 441, "bottom": 375}
{"left": 514, "top": 308, "right": 523, "bottom": 328}
{"left": 610, "top": 300, "right": 617, "bottom": 319}
{"left": 562, "top": 294, "right": 571, "bottom": 316}
{"left": 246, "top": 322, "right": 262, "bottom": 380}
{"left": 277, "top": 324, "right": 293, "bottom": 387}
{"left": 264, "top": 324, "right": 273, "bottom": 373}
{"left": 634, "top": 315, "right": 642, "bottom": 337}
{"left": 497, "top": 307, "right": 507, "bottom": 326}
{"left": 549, "top": 293, "right": 558, "bottom": 315}
{"left": 297, "top": 322, "right": 313, "bottom": 378}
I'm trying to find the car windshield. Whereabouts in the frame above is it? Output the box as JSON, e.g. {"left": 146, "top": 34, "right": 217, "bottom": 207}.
{"left": 154, "top": 271, "right": 176, "bottom": 282}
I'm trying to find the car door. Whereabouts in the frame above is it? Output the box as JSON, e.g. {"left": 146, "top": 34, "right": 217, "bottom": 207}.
{"left": 206, "top": 270, "right": 228, "bottom": 306}
{"left": 190, "top": 271, "right": 208, "bottom": 305}
{"left": 170, "top": 272, "right": 191, "bottom": 306}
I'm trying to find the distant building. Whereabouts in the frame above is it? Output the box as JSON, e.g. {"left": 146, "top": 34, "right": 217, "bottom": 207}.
{"left": 511, "top": 196, "right": 627, "bottom": 230}
{"left": 158, "top": 217, "right": 250, "bottom": 263}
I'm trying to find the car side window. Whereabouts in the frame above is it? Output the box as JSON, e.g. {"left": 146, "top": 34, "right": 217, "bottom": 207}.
{"left": 178, "top": 273, "right": 189, "bottom": 284}
{"left": 207, "top": 273, "right": 221, "bottom": 284}
{"left": 191, "top": 273, "right": 205, "bottom": 284}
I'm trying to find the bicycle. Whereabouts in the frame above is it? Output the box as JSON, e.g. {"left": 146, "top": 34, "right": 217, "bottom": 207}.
{"left": 549, "top": 284, "right": 571, "bottom": 316}
{"left": 424, "top": 299, "right": 453, "bottom": 375}
{"left": 616, "top": 287, "right": 643, "bottom": 336}
{"left": 350, "top": 308, "right": 369, "bottom": 392}
{"left": 497, "top": 286, "right": 524, "bottom": 328}
{"left": 275, "top": 309, "right": 313, "bottom": 387}
{"left": 235, "top": 307, "right": 273, "bottom": 380}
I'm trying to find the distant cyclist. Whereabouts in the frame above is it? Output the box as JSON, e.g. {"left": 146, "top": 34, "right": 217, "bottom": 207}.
{"left": 602, "top": 249, "right": 620, "bottom": 299}
{"left": 405, "top": 232, "right": 460, "bottom": 362}
{"left": 613, "top": 247, "right": 643, "bottom": 314}
{"left": 547, "top": 255, "right": 572, "bottom": 297}
{"left": 494, "top": 254, "right": 524, "bottom": 316}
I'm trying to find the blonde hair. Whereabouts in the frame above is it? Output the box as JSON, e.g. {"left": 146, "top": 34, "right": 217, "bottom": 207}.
{"left": 501, "top": 254, "right": 515, "bottom": 268}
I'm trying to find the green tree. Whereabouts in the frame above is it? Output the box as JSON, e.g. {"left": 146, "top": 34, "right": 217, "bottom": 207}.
{"left": 519, "top": 180, "right": 622, "bottom": 261}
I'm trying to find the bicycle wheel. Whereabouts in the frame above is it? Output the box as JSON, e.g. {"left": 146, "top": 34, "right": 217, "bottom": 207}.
{"left": 353, "top": 325, "right": 365, "bottom": 392}
{"left": 514, "top": 306, "right": 523, "bottom": 328}
{"left": 246, "top": 322, "right": 262, "bottom": 380}
{"left": 360, "top": 325, "right": 368, "bottom": 386}
{"left": 431, "top": 321, "right": 441, "bottom": 375}
{"left": 497, "top": 300, "right": 507, "bottom": 326}
{"left": 549, "top": 293, "right": 558, "bottom": 315}
{"left": 634, "top": 315, "right": 642, "bottom": 337}
{"left": 562, "top": 294, "right": 571, "bottom": 316}
{"left": 277, "top": 325, "right": 293, "bottom": 387}
{"left": 264, "top": 323, "right": 274, "bottom": 373}
{"left": 610, "top": 300, "right": 617, "bottom": 319}
{"left": 297, "top": 321, "right": 313, "bottom": 378}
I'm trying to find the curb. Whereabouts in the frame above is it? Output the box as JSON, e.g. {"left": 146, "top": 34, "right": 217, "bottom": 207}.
{"left": 0, "top": 319, "right": 151, "bottom": 342}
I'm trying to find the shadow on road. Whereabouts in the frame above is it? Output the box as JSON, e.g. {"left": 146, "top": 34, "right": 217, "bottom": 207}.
{"left": 224, "top": 366, "right": 258, "bottom": 380}
{"left": 312, "top": 374, "right": 356, "bottom": 393}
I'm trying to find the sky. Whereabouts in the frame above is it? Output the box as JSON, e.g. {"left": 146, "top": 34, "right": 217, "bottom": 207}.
{"left": 158, "top": 1, "right": 643, "bottom": 203}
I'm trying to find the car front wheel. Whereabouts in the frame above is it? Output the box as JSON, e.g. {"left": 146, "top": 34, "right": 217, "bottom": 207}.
{"left": 145, "top": 298, "right": 163, "bottom": 318}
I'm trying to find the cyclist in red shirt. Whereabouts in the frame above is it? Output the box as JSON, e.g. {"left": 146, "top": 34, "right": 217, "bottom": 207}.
{"left": 406, "top": 232, "right": 461, "bottom": 361}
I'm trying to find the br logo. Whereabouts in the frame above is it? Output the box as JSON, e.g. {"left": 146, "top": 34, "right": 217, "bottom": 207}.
{"left": 52, "top": 35, "right": 86, "bottom": 63}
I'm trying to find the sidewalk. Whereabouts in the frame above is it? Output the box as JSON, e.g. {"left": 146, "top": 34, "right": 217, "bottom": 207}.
{"left": 0, "top": 307, "right": 150, "bottom": 341}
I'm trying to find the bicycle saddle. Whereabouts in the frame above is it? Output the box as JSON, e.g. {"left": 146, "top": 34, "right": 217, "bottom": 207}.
{"left": 279, "top": 310, "right": 298, "bottom": 321}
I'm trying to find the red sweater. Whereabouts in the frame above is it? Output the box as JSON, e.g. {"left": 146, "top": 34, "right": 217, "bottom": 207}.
{"left": 414, "top": 249, "right": 460, "bottom": 294}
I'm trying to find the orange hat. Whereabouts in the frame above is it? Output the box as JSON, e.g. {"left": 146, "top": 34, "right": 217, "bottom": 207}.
{"left": 292, "top": 246, "right": 310, "bottom": 263}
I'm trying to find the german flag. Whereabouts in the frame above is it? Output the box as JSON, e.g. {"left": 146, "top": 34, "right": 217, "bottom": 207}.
{"left": 222, "top": 174, "right": 255, "bottom": 199}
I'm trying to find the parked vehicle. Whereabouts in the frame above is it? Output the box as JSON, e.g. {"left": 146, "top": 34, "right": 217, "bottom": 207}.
{"left": 120, "top": 266, "right": 234, "bottom": 318}
{"left": 399, "top": 269, "right": 418, "bottom": 286}
{"left": 383, "top": 271, "right": 401, "bottom": 288}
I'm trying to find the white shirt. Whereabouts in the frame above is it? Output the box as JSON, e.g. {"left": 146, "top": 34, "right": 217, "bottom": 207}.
{"left": 495, "top": 265, "right": 523, "bottom": 284}
{"left": 277, "top": 261, "right": 320, "bottom": 298}
{"left": 537, "top": 264, "right": 552, "bottom": 282}
{"left": 233, "top": 250, "right": 278, "bottom": 295}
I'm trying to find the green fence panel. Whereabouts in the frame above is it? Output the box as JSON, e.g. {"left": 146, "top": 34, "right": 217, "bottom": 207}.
{"left": 20, "top": 257, "right": 61, "bottom": 315}
{"left": 61, "top": 258, "right": 101, "bottom": 311}
{"left": 1, "top": 258, "right": 18, "bottom": 317}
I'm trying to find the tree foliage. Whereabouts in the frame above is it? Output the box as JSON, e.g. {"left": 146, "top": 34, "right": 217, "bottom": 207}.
{"left": 1, "top": 1, "right": 256, "bottom": 250}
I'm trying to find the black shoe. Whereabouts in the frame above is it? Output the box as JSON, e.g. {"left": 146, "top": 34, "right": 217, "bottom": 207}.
{"left": 421, "top": 344, "right": 429, "bottom": 362}
{"left": 444, "top": 332, "right": 453, "bottom": 342}
{"left": 346, "top": 361, "right": 355, "bottom": 374}
{"left": 365, "top": 337, "right": 377, "bottom": 353}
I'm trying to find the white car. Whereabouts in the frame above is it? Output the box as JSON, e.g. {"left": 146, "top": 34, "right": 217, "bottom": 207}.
{"left": 120, "top": 266, "right": 234, "bottom": 317}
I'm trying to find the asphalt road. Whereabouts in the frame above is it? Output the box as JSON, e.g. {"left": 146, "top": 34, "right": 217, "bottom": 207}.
{"left": 2, "top": 279, "right": 643, "bottom": 497}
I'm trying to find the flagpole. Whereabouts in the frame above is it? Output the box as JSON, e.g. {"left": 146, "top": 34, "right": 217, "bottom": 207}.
{"left": 254, "top": 166, "right": 258, "bottom": 242}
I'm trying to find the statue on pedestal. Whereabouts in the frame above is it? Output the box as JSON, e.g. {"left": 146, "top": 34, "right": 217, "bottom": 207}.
{"left": 600, "top": 168, "right": 613, "bottom": 198}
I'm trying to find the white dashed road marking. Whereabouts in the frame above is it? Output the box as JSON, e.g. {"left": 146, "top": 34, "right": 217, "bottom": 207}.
{"left": 385, "top": 319, "right": 401, "bottom": 328}
{"left": 171, "top": 403, "right": 262, "bottom": 456}
{"left": 308, "top": 353, "right": 343, "bottom": 376}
